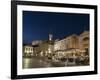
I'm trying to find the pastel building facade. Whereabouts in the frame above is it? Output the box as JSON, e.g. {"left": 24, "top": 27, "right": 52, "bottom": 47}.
{"left": 53, "top": 31, "right": 89, "bottom": 59}
{"left": 23, "top": 45, "right": 34, "bottom": 56}
{"left": 54, "top": 34, "right": 79, "bottom": 51}
{"left": 32, "top": 40, "right": 42, "bottom": 46}
{"left": 54, "top": 38, "right": 67, "bottom": 51}
{"left": 79, "top": 31, "right": 89, "bottom": 50}
{"left": 54, "top": 31, "right": 89, "bottom": 55}
{"left": 79, "top": 31, "right": 89, "bottom": 55}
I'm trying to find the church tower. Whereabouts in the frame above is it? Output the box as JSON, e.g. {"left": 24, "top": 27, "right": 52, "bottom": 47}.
{"left": 49, "top": 34, "right": 53, "bottom": 41}
{"left": 48, "top": 34, "right": 54, "bottom": 53}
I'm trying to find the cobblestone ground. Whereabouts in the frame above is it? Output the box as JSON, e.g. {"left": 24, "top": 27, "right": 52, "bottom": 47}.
{"left": 22, "top": 56, "right": 89, "bottom": 69}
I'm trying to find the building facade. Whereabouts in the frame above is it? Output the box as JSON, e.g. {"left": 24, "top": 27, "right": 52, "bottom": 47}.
{"left": 54, "top": 31, "right": 89, "bottom": 58}
{"left": 54, "top": 38, "right": 67, "bottom": 51}
{"left": 79, "top": 31, "right": 89, "bottom": 55}
{"left": 54, "top": 34, "right": 79, "bottom": 51}
{"left": 23, "top": 45, "right": 34, "bottom": 56}
{"left": 79, "top": 31, "right": 89, "bottom": 50}
{"left": 66, "top": 34, "right": 79, "bottom": 49}
{"left": 28, "top": 31, "right": 89, "bottom": 58}
{"left": 32, "top": 40, "right": 42, "bottom": 46}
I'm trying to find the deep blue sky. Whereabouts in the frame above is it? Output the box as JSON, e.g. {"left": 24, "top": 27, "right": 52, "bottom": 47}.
{"left": 23, "top": 11, "right": 89, "bottom": 44}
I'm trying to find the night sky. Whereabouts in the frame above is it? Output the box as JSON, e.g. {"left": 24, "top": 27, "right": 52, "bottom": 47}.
{"left": 23, "top": 11, "right": 89, "bottom": 44}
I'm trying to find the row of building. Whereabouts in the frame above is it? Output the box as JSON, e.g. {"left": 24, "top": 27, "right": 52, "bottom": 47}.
{"left": 54, "top": 31, "right": 89, "bottom": 51}
{"left": 23, "top": 30, "right": 89, "bottom": 58}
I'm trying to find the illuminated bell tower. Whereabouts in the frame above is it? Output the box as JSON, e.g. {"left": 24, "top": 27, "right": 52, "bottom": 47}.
{"left": 49, "top": 34, "right": 53, "bottom": 41}
{"left": 48, "top": 34, "right": 53, "bottom": 54}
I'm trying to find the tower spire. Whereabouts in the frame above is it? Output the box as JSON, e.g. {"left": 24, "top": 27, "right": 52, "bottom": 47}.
{"left": 49, "top": 33, "right": 53, "bottom": 41}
